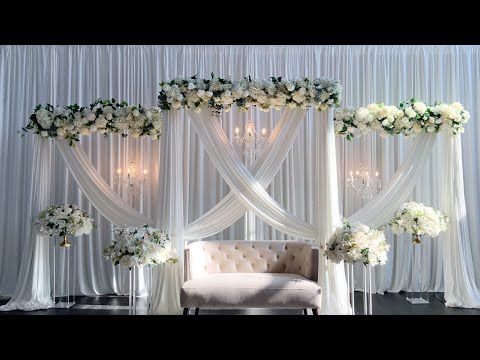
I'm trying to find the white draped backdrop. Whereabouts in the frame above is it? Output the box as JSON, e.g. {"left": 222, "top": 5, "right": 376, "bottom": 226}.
{"left": 1, "top": 45, "right": 480, "bottom": 312}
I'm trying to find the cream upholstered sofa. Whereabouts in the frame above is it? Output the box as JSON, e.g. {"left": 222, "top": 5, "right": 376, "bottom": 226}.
{"left": 181, "top": 240, "right": 321, "bottom": 315}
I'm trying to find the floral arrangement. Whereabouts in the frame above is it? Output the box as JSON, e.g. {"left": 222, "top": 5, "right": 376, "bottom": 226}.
{"left": 24, "top": 98, "right": 164, "bottom": 146}
{"left": 334, "top": 99, "right": 470, "bottom": 140}
{"left": 34, "top": 204, "right": 94, "bottom": 237}
{"left": 158, "top": 74, "right": 342, "bottom": 113}
{"left": 323, "top": 220, "right": 389, "bottom": 266}
{"left": 103, "top": 225, "right": 178, "bottom": 269}
{"left": 388, "top": 201, "right": 448, "bottom": 243}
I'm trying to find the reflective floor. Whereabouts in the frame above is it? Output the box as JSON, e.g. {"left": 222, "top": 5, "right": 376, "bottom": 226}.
{"left": 1, "top": 292, "right": 479, "bottom": 315}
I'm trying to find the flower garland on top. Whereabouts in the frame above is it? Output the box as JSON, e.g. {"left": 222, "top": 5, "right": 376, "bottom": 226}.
{"left": 158, "top": 74, "right": 342, "bottom": 113}
{"left": 24, "top": 98, "right": 164, "bottom": 146}
{"left": 334, "top": 99, "right": 470, "bottom": 140}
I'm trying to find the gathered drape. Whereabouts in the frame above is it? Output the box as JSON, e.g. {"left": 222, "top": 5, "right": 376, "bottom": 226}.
{"left": 188, "top": 110, "right": 317, "bottom": 239}
{"left": 348, "top": 133, "right": 436, "bottom": 227}
{"left": 0, "top": 138, "right": 54, "bottom": 311}
{"left": 184, "top": 108, "right": 306, "bottom": 239}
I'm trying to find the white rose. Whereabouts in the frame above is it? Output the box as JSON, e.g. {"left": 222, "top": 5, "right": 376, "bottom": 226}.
{"left": 412, "top": 123, "right": 423, "bottom": 133}
{"left": 132, "top": 109, "right": 140, "bottom": 117}
{"left": 413, "top": 102, "right": 427, "bottom": 115}
{"left": 57, "top": 128, "right": 66, "bottom": 137}
{"left": 40, "top": 131, "right": 49, "bottom": 138}
{"left": 105, "top": 113, "right": 113, "bottom": 120}
{"left": 87, "top": 113, "right": 96, "bottom": 121}
{"left": 79, "top": 127, "right": 90, "bottom": 136}
{"left": 405, "top": 107, "right": 417, "bottom": 119}
{"left": 427, "top": 126, "right": 435, "bottom": 133}
{"left": 187, "top": 82, "right": 196, "bottom": 90}
{"left": 285, "top": 82, "right": 295, "bottom": 92}
{"left": 206, "top": 91, "right": 213, "bottom": 98}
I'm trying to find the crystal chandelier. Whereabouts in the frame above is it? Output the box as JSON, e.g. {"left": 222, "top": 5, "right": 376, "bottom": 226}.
{"left": 346, "top": 163, "right": 381, "bottom": 200}
{"left": 114, "top": 140, "right": 148, "bottom": 196}
{"left": 233, "top": 119, "right": 268, "bottom": 163}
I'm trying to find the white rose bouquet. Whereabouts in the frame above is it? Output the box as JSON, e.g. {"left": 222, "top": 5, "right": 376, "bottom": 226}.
{"left": 34, "top": 204, "right": 94, "bottom": 246}
{"left": 388, "top": 201, "right": 448, "bottom": 243}
{"left": 103, "top": 225, "right": 178, "bottom": 269}
{"left": 323, "top": 220, "right": 389, "bottom": 266}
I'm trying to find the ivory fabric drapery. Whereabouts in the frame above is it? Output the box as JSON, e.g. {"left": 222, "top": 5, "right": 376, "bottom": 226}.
{"left": 440, "top": 133, "right": 480, "bottom": 308}
{"left": 1, "top": 45, "right": 480, "bottom": 312}
{"left": 0, "top": 138, "right": 54, "bottom": 311}
{"left": 348, "top": 133, "right": 436, "bottom": 227}
{"left": 184, "top": 108, "right": 307, "bottom": 239}
{"left": 187, "top": 109, "right": 317, "bottom": 239}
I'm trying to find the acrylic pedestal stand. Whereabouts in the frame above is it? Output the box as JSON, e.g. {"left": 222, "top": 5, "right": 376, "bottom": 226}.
{"left": 51, "top": 236, "right": 76, "bottom": 309}
{"left": 406, "top": 235, "right": 429, "bottom": 304}
{"left": 346, "top": 263, "right": 373, "bottom": 315}
{"left": 128, "top": 265, "right": 154, "bottom": 315}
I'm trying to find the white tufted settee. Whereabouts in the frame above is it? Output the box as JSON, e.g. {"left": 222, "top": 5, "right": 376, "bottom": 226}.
{"left": 181, "top": 240, "right": 321, "bottom": 315}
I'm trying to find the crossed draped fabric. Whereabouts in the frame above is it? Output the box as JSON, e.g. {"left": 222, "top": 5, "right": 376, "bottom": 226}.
{"left": 2, "top": 106, "right": 480, "bottom": 313}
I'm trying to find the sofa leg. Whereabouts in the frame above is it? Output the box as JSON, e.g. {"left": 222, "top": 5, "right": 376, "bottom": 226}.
{"left": 303, "top": 309, "right": 308, "bottom": 315}
{"left": 183, "top": 308, "right": 189, "bottom": 315}
{"left": 195, "top": 308, "right": 199, "bottom": 315}
{"left": 312, "top": 308, "right": 319, "bottom": 315}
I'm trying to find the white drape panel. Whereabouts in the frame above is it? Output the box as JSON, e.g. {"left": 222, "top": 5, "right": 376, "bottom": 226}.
{"left": 188, "top": 109, "right": 317, "bottom": 239}
{"left": 2, "top": 45, "right": 480, "bottom": 311}
{"left": 185, "top": 108, "right": 306, "bottom": 239}
{"left": 441, "top": 134, "right": 480, "bottom": 308}
{"left": 150, "top": 111, "right": 183, "bottom": 315}
{"left": 348, "top": 133, "right": 436, "bottom": 227}
{"left": 316, "top": 110, "right": 350, "bottom": 315}
{"left": 0, "top": 138, "right": 54, "bottom": 311}
{"left": 56, "top": 140, "right": 152, "bottom": 227}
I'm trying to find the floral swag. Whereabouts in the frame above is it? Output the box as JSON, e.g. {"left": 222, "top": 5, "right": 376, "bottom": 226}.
{"left": 334, "top": 98, "right": 470, "bottom": 140}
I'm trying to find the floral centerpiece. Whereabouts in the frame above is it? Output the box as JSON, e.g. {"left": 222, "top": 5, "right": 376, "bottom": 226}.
{"left": 388, "top": 201, "right": 448, "bottom": 244}
{"left": 103, "top": 225, "right": 178, "bottom": 269}
{"left": 24, "top": 98, "right": 164, "bottom": 146}
{"left": 334, "top": 99, "right": 470, "bottom": 140}
{"left": 158, "top": 74, "right": 342, "bottom": 113}
{"left": 323, "top": 220, "right": 389, "bottom": 266}
{"left": 34, "top": 204, "right": 94, "bottom": 247}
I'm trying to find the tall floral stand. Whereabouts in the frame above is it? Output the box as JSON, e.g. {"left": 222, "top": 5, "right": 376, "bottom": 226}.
{"left": 51, "top": 235, "right": 76, "bottom": 309}
{"left": 127, "top": 265, "right": 154, "bottom": 315}
{"left": 345, "top": 262, "right": 373, "bottom": 315}
{"left": 406, "top": 234, "right": 429, "bottom": 304}
{"left": 128, "top": 266, "right": 138, "bottom": 315}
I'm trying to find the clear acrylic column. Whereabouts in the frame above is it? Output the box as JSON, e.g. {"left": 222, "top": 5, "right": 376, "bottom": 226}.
{"left": 51, "top": 238, "right": 75, "bottom": 309}
{"left": 128, "top": 266, "right": 137, "bottom": 315}
{"left": 345, "top": 263, "right": 355, "bottom": 315}
{"left": 362, "top": 264, "right": 373, "bottom": 315}
{"left": 406, "top": 235, "right": 429, "bottom": 304}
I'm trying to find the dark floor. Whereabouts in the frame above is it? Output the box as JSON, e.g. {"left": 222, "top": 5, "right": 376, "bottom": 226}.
{"left": 1, "top": 292, "right": 479, "bottom": 315}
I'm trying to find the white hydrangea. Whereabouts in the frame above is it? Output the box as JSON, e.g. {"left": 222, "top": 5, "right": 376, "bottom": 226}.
{"left": 388, "top": 201, "right": 448, "bottom": 240}
{"left": 103, "top": 226, "right": 178, "bottom": 268}
{"left": 323, "top": 221, "right": 389, "bottom": 266}
{"left": 34, "top": 204, "right": 94, "bottom": 238}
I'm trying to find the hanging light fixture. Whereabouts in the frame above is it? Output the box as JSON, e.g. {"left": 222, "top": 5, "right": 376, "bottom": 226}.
{"left": 114, "top": 139, "right": 148, "bottom": 196}
{"left": 346, "top": 163, "right": 381, "bottom": 200}
{"left": 233, "top": 117, "right": 268, "bottom": 164}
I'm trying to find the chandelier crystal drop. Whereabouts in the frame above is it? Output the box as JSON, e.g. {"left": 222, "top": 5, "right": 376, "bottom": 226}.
{"left": 114, "top": 140, "right": 148, "bottom": 196}
{"left": 233, "top": 119, "right": 268, "bottom": 163}
{"left": 346, "top": 163, "right": 381, "bottom": 200}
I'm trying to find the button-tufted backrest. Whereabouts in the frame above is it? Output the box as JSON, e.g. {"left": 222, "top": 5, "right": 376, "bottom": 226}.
{"left": 184, "top": 240, "right": 319, "bottom": 282}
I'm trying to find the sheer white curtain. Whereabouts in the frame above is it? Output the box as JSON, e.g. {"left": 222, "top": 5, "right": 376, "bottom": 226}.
{"left": 0, "top": 138, "right": 54, "bottom": 310}
{"left": 1, "top": 45, "right": 480, "bottom": 311}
